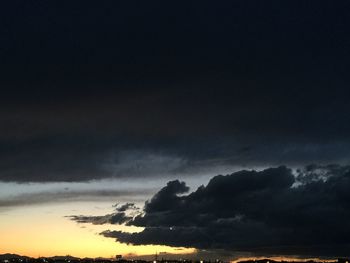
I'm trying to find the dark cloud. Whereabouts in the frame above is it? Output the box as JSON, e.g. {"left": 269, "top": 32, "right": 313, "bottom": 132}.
{"left": 144, "top": 180, "right": 190, "bottom": 213}
{"left": 68, "top": 212, "right": 131, "bottom": 225}
{"left": 114, "top": 203, "right": 138, "bottom": 212}
{"left": 98, "top": 165, "right": 350, "bottom": 256}
{"left": 68, "top": 202, "right": 140, "bottom": 225}
{"left": 68, "top": 214, "right": 116, "bottom": 225}
{"left": 1, "top": 1, "right": 350, "bottom": 182}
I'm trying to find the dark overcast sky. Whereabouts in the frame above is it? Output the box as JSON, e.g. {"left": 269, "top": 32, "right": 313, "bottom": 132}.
{"left": 1, "top": 0, "right": 350, "bottom": 183}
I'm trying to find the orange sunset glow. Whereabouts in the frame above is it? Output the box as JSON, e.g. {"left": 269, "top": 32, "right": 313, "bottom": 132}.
{"left": 0, "top": 203, "right": 195, "bottom": 258}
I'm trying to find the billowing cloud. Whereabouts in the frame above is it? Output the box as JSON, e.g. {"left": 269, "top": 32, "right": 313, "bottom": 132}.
{"left": 96, "top": 165, "right": 350, "bottom": 256}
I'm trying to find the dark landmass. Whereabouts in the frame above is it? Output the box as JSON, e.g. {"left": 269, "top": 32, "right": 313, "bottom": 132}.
{"left": 0, "top": 254, "right": 349, "bottom": 263}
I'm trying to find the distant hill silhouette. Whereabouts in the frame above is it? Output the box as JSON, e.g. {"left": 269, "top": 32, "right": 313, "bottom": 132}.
{"left": 0, "top": 254, "right": 31, "bottom": 260}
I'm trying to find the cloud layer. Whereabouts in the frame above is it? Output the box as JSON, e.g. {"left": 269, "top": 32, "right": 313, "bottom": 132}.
{"left": 89, "top": 165, "right": 350, "bottom": 256}
{"left": 1, "top": 1, "right": 350, "bottom": 182}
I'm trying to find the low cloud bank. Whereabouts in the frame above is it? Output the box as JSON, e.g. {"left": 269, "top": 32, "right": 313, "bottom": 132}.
{"left": 71, "top": 165, "right": 350, "bottom": 257}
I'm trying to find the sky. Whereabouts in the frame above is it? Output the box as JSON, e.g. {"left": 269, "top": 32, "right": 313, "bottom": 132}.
{"left": 1, "top": 0, "right": 350, "bottom": 260}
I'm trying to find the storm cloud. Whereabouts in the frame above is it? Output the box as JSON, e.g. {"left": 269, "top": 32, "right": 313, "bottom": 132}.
{"left": 1, "top": 1, "right": 350, "bottom": 182}
{"left": 99, "top": 165, "right": 350, "bottom": 256}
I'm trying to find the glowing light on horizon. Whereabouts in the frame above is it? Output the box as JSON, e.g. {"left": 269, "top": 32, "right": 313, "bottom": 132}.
{"left": 230, "top": 257, "right": 338, "bottom": 263}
